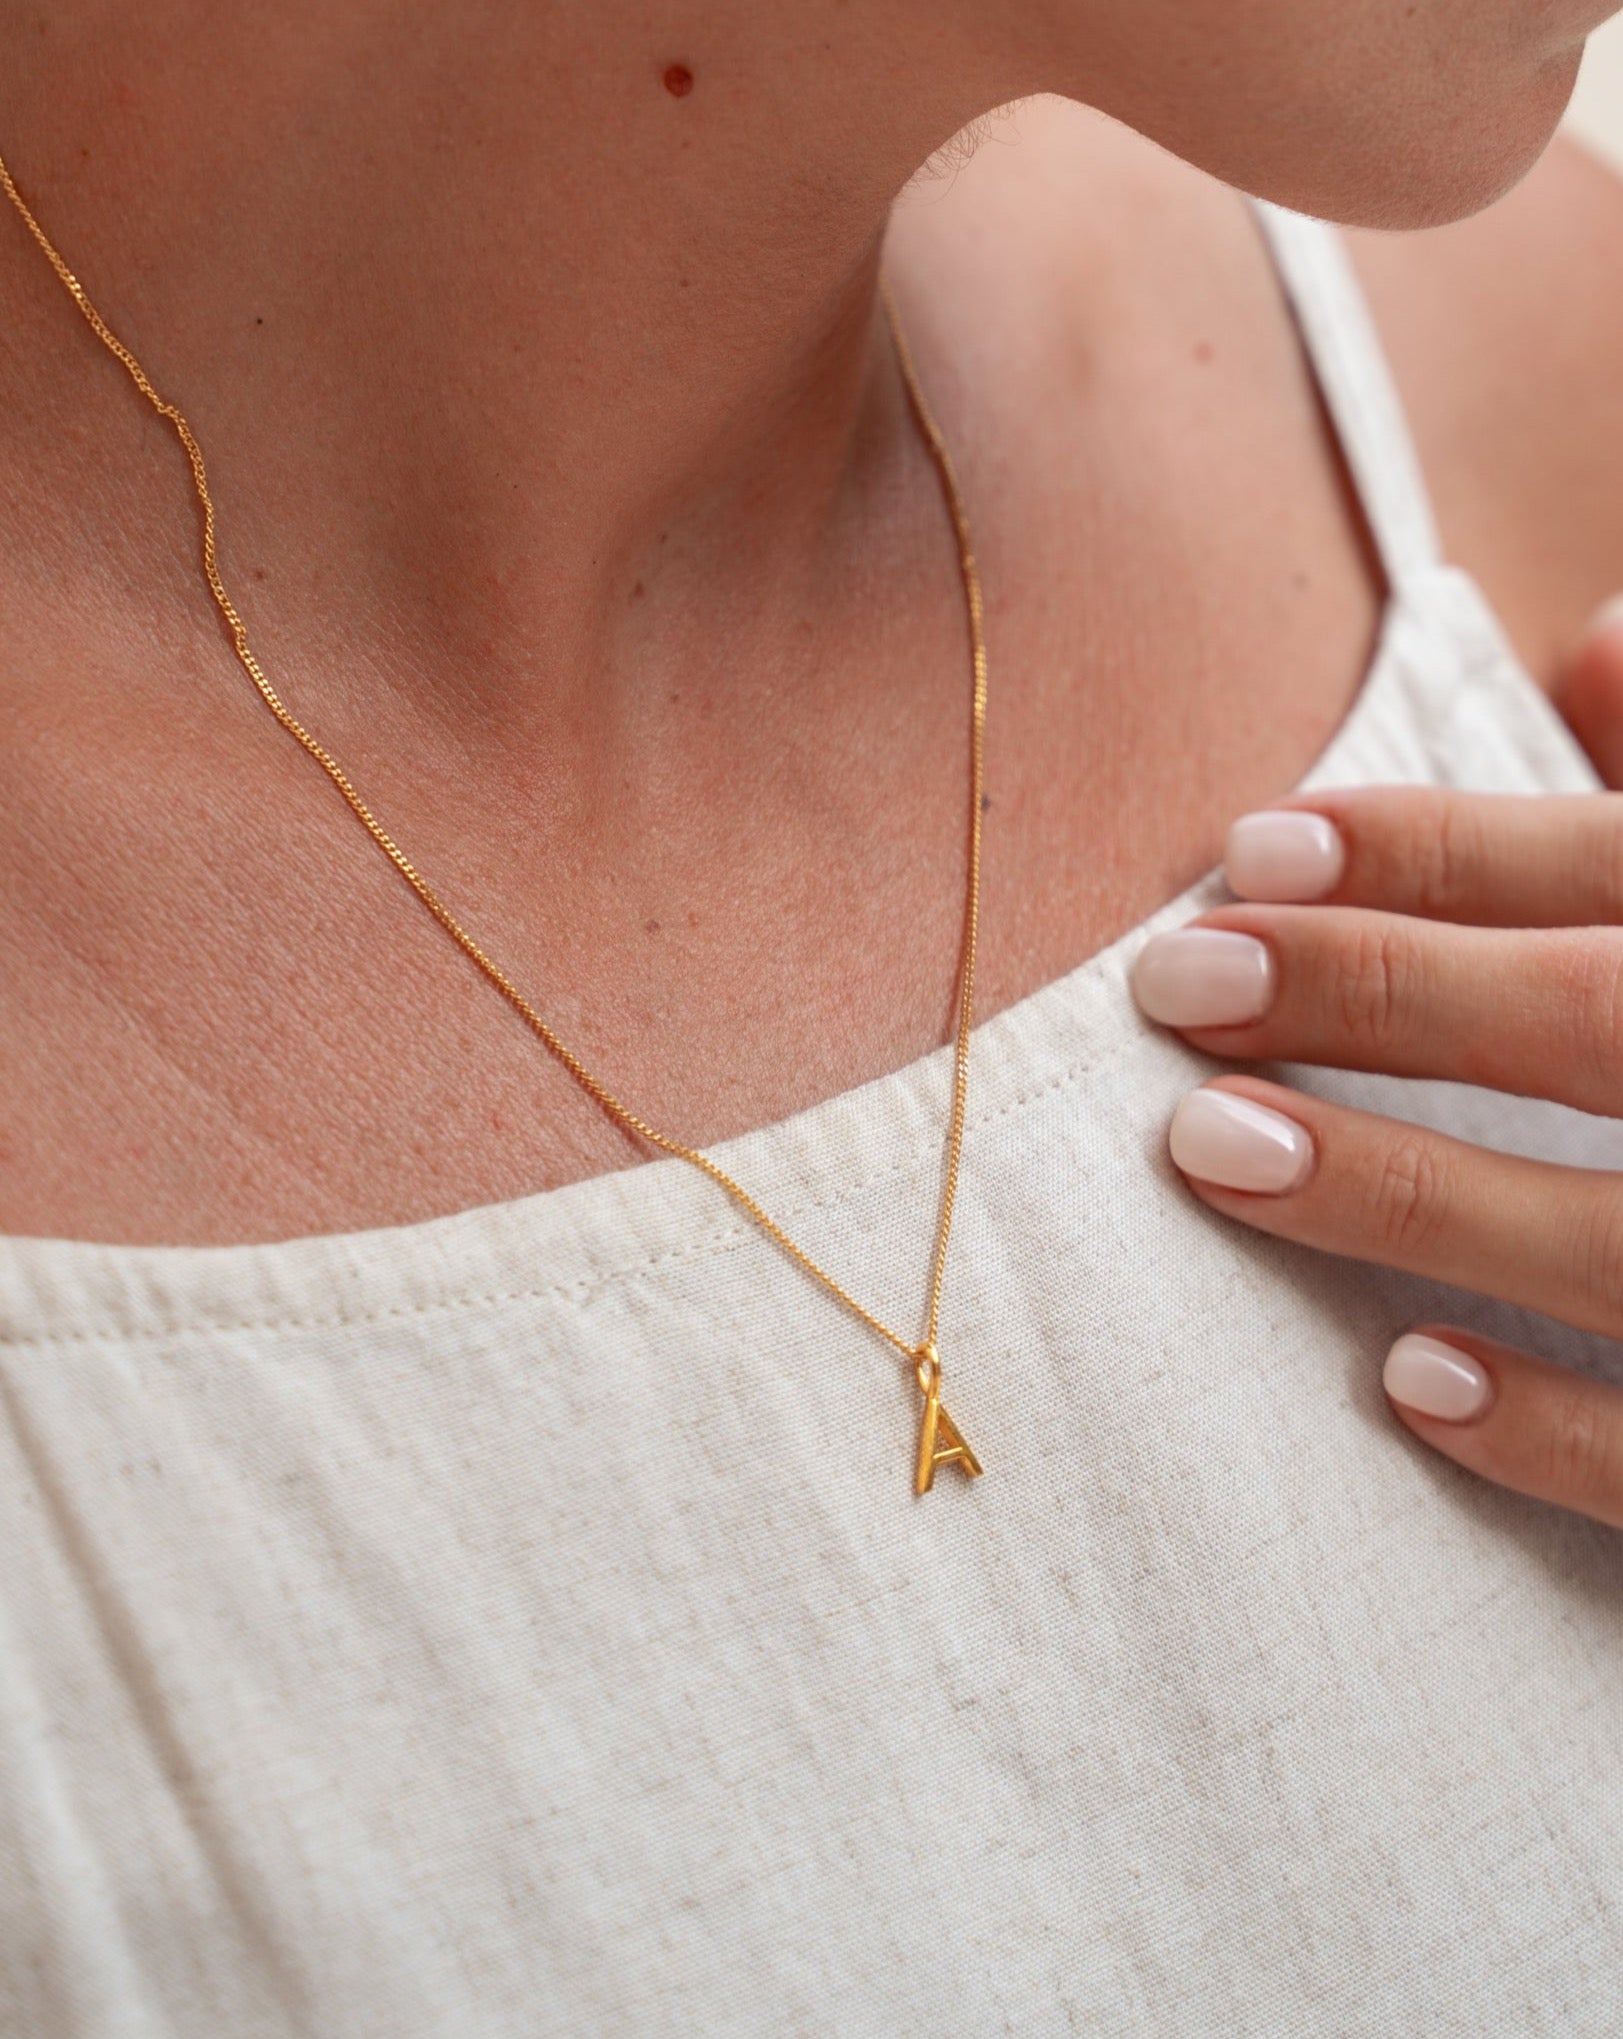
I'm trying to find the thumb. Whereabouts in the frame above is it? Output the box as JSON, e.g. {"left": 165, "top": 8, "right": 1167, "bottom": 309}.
{"left": 1555, "top": 595, "right": 1623, "bottom": 790}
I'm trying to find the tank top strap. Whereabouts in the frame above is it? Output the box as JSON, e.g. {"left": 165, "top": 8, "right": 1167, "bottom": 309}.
{"left": 1249, "top": 198, "right": 1443, "bottom": 594}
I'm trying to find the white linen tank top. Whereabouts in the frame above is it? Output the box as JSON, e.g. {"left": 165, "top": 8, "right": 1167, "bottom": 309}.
{"left": 3, "top": 204, "right": 1621, "bottom": 2039}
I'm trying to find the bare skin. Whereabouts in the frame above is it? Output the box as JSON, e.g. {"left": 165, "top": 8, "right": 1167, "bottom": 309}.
{"left": 0, "top": 4, "right": 1620, "bottom": 1245}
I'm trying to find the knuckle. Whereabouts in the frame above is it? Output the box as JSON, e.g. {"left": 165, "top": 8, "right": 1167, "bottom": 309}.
{"left": 1553, "top": 933, "right": 1623, "bottom": 1099}
{"left": 1353, "top": 789, "right": 1476, "bottom": 917}
{"left": 1534, "top": 1387, "right": 1623, "bottom": 1508}
{"left": 1368, "top": 1133, "right": 1448, "bottom": 1258}
{"left": 1327, "top": 921, "right": 1418, "bottom": 1055}
{"left": 1347, "top": 790, "right": 1435, "bottom": 905}
{"left": 1414, "top": 793, "right": 1476, "bottom": 920}
{"left": 1577, "top": 796, "right": 1623, "bottom": 923}
{"left": 1566, "top": 1188, "right": 1623, "bottom": 1338}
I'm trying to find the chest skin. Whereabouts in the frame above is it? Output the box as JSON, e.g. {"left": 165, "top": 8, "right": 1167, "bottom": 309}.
{"left": 0, "top": 109, "right": 1477, "bottom": 1246}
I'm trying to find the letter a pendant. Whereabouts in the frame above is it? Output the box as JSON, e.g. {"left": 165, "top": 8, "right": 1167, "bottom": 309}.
{"left": 913, "top": 1343, "right": 983, "bottom": 1495}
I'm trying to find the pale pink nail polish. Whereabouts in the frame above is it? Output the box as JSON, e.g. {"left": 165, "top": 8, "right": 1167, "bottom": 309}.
{"left": 1131, "top": 928, "right": 1274, "bottom": 1028}
{"left": 1383, "top": 1334, "right": 1492, "bottom": 1422}
{"left": 1224, "top": 810, "right": 1346, "bottom": 902}
{"left": 1168, "top": 1087, "right": 1314, "bottom": 1193}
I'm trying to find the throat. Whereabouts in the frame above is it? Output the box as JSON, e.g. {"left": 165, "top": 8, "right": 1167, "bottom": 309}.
{"left": 0, "top": 0, "right": 1012, "bottom": 709}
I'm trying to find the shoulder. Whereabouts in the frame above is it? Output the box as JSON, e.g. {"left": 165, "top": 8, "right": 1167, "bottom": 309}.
{"left": 1346, "top": 137, "right": 1623, "bottom": 685}
{"left": 897, "top": 105, "right": 1623, "bottom": 686}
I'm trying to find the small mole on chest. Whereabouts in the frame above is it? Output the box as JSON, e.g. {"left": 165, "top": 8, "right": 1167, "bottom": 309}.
{"left": 663, "top": 64, "right": 694, "bottom": 98}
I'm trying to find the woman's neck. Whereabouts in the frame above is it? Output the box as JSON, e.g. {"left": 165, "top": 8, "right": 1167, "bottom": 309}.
{"left": 0, "top": 1, "right": 1025, "bottom": 716}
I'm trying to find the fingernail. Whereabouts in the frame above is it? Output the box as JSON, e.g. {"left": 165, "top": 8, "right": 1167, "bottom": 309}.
{"left": 1131, "top": 928, "right": 1274, "bottom": 1028}
{"left": 1582, "top": 593, "right": 1623, "bottom": 646}
{"left": 1168, "top": 1086, "right": 1314, "bottom": 1192}
{"left": 1383, "top": 1333, "right": 1493, "bottom": 1422}
{"left": 1224, "top": 810, "right": 1346, "bottom": 903}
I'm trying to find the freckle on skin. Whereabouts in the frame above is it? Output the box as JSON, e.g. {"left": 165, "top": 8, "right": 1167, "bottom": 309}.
{"left": 663, "top": 64, "right": 694, "bottom": 98}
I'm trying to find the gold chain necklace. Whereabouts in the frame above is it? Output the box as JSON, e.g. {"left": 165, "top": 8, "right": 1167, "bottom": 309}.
{"left": 0, "top": 148, "right": 988, "bottom": 1497}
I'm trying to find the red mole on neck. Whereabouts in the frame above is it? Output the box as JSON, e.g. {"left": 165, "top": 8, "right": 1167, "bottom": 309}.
{"left": 663, "top": 64, "right": 694, "bottom": 97}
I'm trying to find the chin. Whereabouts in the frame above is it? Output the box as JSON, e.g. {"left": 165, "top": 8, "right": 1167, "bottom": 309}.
{"left": 1098, "top": 23, "right": 1589, "bottom": 234}
{"left": 1242, "top": 46, "right": 1586, "bottom": 230}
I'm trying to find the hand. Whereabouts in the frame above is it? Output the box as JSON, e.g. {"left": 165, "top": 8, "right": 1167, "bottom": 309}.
{"left": 1131, "top": 596, "right": 1623, "bottom": 1530}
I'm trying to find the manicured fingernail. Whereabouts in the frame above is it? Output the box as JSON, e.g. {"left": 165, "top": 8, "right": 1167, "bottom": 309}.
{"left": 1168, "top": 1086, "right": 1314, "bottom": 1193}
{"left": 1383, "top": 1333, "right": 1493, "bottom": 1422}
{"left": 1131, "top": 928, "right": 1274, "bottom": 1028}
{"left": 1224, "top": 810, "right": 1346, "bottom": 903}
{"left": 1582, "top": 593, "right": 1623, "bottom": 646}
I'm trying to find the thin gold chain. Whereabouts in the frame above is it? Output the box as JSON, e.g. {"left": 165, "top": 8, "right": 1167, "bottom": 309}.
{"left": 0, "top": 149, "right": 988, "bottom": 1380}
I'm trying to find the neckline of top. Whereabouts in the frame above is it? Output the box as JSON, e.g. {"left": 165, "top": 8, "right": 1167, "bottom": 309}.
{"left": 0, "top": 566, "right": 1541, "bottom": 1344}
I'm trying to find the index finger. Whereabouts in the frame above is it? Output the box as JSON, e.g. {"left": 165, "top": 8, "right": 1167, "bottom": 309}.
{"left": 1225, "top": 787, "right": 1623, "bottom": 928}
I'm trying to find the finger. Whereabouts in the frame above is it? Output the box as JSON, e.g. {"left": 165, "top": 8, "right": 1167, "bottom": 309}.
{"left": 1131, "top": 907, "right": 1623, "bottom": 1117}
{"left": 1221, "top": 785, "right": 1623, "bottom": 926}
{"left": 1556, "top": 594, "right": 1623, "bottom": 792}
{"left": 1162, "top": 1074, "right": 1623, "bottom": 1344}
{"left": 1381, "top": 1325, "right": 1623, "bottom": 1533}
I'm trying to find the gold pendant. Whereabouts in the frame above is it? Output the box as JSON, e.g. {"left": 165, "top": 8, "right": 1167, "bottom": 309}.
{"left": 913, "top": 1343, "right": 983, "bottom": 1495}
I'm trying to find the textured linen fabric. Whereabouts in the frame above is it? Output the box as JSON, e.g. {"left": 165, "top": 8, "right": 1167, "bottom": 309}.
{"left": 4, "top": 207, "right": 1622, "bottom": 2038}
